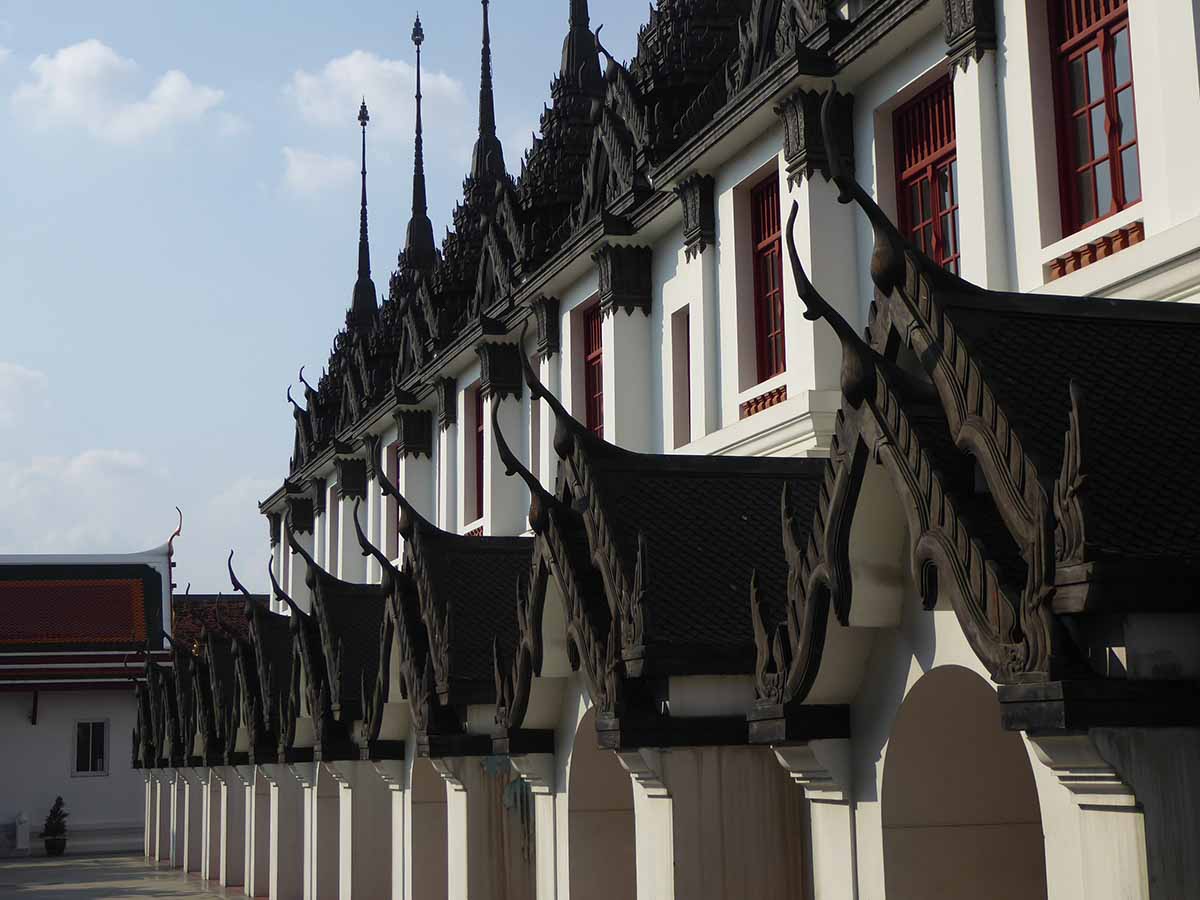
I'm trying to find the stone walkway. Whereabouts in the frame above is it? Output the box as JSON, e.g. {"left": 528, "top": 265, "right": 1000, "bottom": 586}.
{"left": 0, "top": 854, "right": 242, "bottom": 899}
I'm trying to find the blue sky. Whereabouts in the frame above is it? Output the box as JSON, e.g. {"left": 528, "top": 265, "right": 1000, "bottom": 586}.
{"left": 0, "top": 1, "right": 646, "bottom": 590}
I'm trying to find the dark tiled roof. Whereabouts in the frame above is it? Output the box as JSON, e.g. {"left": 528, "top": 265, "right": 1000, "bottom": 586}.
{"left": 583, "top": 451, "right": 826, "bottom": 669}
{"left": 0, "top": 565, "right": 162, "bottom": 650}
{"left": 419, "top": 532, "right": 534, "bottom": 685}
{"left": 942, "top": 291, "right": 1200, "bottom": 565}
{"left": 315, "top": 579, "right": 387, "bottom": 722}
{"left": 172, "top": 594, "right": 259, "bottom": 651}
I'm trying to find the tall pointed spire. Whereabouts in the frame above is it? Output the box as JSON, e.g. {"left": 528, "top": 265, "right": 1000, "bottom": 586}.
{"left": 470, "top": 0, "right": 505, "bottom": 184}
{"left": 561, "top": 0, "right": 602, "bottom": 95}
{"left": 350, "top": 98, "right": 377, "bottom": 327}
{"left": 404, "top": 14, "right": 436, "bottom": 271}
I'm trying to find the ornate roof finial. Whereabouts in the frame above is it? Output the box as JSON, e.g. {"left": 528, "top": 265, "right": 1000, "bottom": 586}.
{"left": 470, "top": 0, "right": 506, "bottom": 183}
{"left": 350, "top": 97, "right": 377, "bottom": 328}
{"left": 405, "top": 14, "right": 436, "bottom": 271}
{"left": 562, "top": 0, "right": 602, "bottom": 94}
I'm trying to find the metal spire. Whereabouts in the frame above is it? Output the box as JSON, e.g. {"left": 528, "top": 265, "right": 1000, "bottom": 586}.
{"left": 562, "top": 0, "right": 601, "bottom": 94}
{"left": 470, "top": 0, "right": 505, "bottom": 182}
{"left": 350, "top": 97, "right": 377, "bottom": 326}
{"left": 404, "top": 14, "right": 436, "bottom": 270}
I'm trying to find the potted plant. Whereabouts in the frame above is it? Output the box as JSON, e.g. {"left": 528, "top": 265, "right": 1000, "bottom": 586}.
{"left": 41, "top": 797, "right": 68, "bottom": 856}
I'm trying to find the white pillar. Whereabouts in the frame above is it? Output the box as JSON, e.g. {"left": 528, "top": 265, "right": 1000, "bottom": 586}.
{"left": 201, "top": 768, "right": 221, "bottom": 880}
{"left": 509, "top": 755, "right": 558, "bottom": 900}
{"left": 535, "top": 353, "right": 561, "bottom": 486}
{"left": 953, "top": 51, "right": 1011, "bottom": 290}
{"left": 153, "top": 770, "right": 172, "bottom": 862}
{"left": 288, "top": 531, "right": 315, "bottom": 615}
{"left": 264, "top": 764, "right": 304, "bottom": 900}
{"left": 330, "top": 761, "right": 393, "bottom": 900}
{"left": 242, "top": 765, "right": 272, "bottom": 898}
{"left": 1029, "top": 733, "right": 1151, "bottom": 900}
{"left": 602, "top": 309, "right": 653, "bottom": 452}
{"left": 398, "top": 448, "right": 435, "bottom": 553}
{"left": 435, "top": 757, "right": 505, "bottom": 900}
{"left": 292, "top": 762, "right": 341, "bottom": 900}
{"left": 272, "top": 537, "right": 286, "bottom": 615}
{"left": 774, "top": 741, "right": 856, "bottom": 900}
{"left": 182, "top": 768, "right": 205, "bottom": 874}
{"left": 374, "top": 761, "right": 408, "bottom": 900}
{"left": 217, "top": 766, "right": 247, "bottom": 888}
{"left": 337, "top": 494, "right": 367, "bottom": 584}
{"left": 143, "top": 771, "right": 154, "bottom": 859}
{"left": 366, "top": 444, "right": 384, "bottom": 584}
{"left": 169, "top": 768, "right": 185, "bottom": 867}
{"left": 1126, "top": 0, "right": 1200, "bottom": 233}
{"left": 438, "top": 420, "right": 459, "bottom": 534}
{"left": 484, "top": 390, "right": 528, "bottom": 536}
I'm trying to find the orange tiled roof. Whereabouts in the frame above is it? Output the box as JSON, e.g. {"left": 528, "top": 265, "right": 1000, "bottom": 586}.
{"left": 0, "top": 578, "right": 146, "bottom": 646}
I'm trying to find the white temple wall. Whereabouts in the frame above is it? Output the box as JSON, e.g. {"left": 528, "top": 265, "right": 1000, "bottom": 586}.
{"left": 0, "top": 689, "right": 143, "bottom": 855}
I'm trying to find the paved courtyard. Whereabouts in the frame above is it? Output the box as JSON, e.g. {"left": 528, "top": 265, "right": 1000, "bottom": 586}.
{"left": 0, "top": 854, "right": 239, "bottom": 899}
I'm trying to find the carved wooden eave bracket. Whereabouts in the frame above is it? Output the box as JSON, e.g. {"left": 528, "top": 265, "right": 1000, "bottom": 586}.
{"left": 944, "top": 0, "right": 997, "bottom": 73}
{"left": 774, "top": 87, "right": 854, "bottom": 188}
{"left": 676, "top": 173, "right": 715, "bottom": 261}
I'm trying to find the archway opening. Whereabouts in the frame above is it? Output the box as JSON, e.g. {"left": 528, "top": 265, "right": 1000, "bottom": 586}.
{"left": 882, "top": 665, "right": 1047, "bottom": 900}
{"left": 568, "top": 709, "right": 635, "bottom": 899}
{"left": 411, "top": 757, "right": 448, "bottom": 899}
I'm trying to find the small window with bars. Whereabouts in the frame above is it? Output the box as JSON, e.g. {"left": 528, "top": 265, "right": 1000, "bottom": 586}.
{"left": 894, "top": 76, "right": 960, "bottom": 274}
{"left": 1051, "top": 0, "right": 1139, "bottom": 233}
{"left": 583, "top": 303, "right": 604, "bottom": 438}
{"left": 751, "top": 175, "right": 785, "bottom": 383}
{"left": 74, "top": 720, "right": 107, "bottom": 776}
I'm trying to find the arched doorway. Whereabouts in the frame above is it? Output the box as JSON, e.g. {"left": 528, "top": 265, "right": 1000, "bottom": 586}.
{"left": 882, "top": 665, "right": 1047, "bottom": 899}
{"left": 568, "top": 709, "right": 636, "bottom": 899}
{"left": 411, "top": 756, "right": 448, "bottom": 899}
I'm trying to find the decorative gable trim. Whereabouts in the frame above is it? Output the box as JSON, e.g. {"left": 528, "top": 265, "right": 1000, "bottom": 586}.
{"left": 676, "top": 173, "right": 715, "bottom": 261}
{"left": 593, "top": 244, "right": 653, "bottom": 316}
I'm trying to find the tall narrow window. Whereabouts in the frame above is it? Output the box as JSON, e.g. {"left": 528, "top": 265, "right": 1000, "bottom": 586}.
{"left": 583, "top": 304, "right": 604, "bottom": 438}
{"left": 671, "top": 307, "right": 692, "bottom": 448}
{"left": 74, "top": 721, "right": 107, "bottom": 775}
{"left": 895, "top": 77, "right": 960, "bottom": 274}
{"left": 1051, "top": 0, "right": 1139, "bottom": 233}
{"left": 751, "top": 176, "right": 785, "bottom": 382}
{"left": 474, "top": 386, "right": 485, "bottom": 521}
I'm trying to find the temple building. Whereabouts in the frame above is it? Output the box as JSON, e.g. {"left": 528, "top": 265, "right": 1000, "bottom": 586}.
{"left": 136, "top": 1, "right": 1200, "bottom": 898}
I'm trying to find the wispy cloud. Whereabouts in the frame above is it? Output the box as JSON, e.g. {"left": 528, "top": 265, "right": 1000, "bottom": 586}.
{"left": 0, "top": 362, "right": 48, "bottom": 428}
{"left": 286, "top": 49, "right": 466, "bottom": 140}
{"left": 11, "top": 39, "right": 225, "bottom": 144}
{"left": 0, "top": 47, "right": 11, "bottom": 65}
{"left": 282, "top": 146, "right": 356, "bottom": 194}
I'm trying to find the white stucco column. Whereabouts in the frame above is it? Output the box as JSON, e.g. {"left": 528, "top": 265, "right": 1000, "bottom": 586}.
{"left": 328, "top": 761, "right": 393, "bottom": 899}
{"left": 509, "top": 754, "right": 558, "bottom": 900}
{"left": 1126, "top": 0, "right": 1200, "bottom": 233}
{"left": 216, "top": 766, "right": 246, "bottom": 888}
{"left": 438, "top": 420, "right": 459, "bottom": 534}
{"left": 288, "top": 531, "right": 315, "bottom": 615}
{"left": 153, "top": 770, "right": 171, "bottom": 862}
{"left": 169, "top": 768, "right": 185, "bottom": 867}
{"left": 774, "top": 740, "right": 856, "bottom": 900}
{"left": 602, "top": 308, "right": 653, "bottom": 452}
{"left": 337, "top": 494, "right": 367, "bottom": 584}
{"left": 272, "top": 536, "right": 286, "bottom": 614}
{"left": 484, "top": 390, "right": 528, "bottom": 536}
{"left": 618, "top": 745, "right": 809, "bottom": 899}
{"left": 953, "top": 51, "right": 1011, "bottom": 291}
{"left": 241, "top": 765, "right": 271, "bottom": 898}
{"left": 366, "top": 442, "right": 384, "bottom": 584}
{"left": 291, "top": 762, "right": 341, "bottom": 900}
{"left": 263, "top": 764, "right": 303, "bottom": 900}
{"left": 181, "top": 768, "right": 205, "bottom": 874}
{"left": 535, "top": 352, "right": 561, "bottom": 485}
{"left": 1029, "top": 733, "right": 1151, "bottom": 900}
{"left": 780, "top": 168, "right": 860, "bottom": 402}
{"left": 143, "top": 771, "right": 153, "bottom": 858}
{"left": 398, "top": 445, "right": 435, "bottom": 553}
{"left": 372, "top": 761, "right": 408, "bottom": 900}
{"left": 200, "top": 768, "right": 221, "bottom": 880}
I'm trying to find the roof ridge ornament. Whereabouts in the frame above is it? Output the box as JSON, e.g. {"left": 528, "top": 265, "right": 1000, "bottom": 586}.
{"left": 819, "top": 85, "right": 974, "bottom": 298}
{"left": 404, "top": 14, "right": 437, "bottom": 270}
{"left": 516, "top": 322, "right": 619, "bottom": 461}
{"left": 351, "top": 497, "right": 411, "bottom": 596}
{"left": 374, "top": 450, "right": 440, "bottom": 541}
{"left": 490, "top": 378, "right": 573, "bottom": 534}
{"left": 350, "top": 98, "right": 378, "bottom": 328}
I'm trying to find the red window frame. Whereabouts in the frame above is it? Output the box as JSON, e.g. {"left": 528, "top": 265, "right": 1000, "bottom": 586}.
{"left": 473, "top": 386, "right": 485, "bottom": 521}
{"left": 583, "top": 303, "right": 604, "bottom": 438}
{"left": 751, "top": 175, "right": 785, "bottom": 383}
{"left": 894, "top": 76, "right": 960, "bottom": 274}
{"left": 1050, "top": 0, "right": 1139, "bottom": 234}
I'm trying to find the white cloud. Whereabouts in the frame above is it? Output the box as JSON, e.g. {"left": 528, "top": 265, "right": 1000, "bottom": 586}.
{"left": 11, "top": 39, "right": 225, "bottom": 144}
{"left": 217, "top": 111, "right": 248, "bottom": 137}
{"left": 0, "top": 362, "right": 48, "bottom": 428}
{"left": 0, "top": 47, "right": 11, "bottom": 64}
{"left": 282, "top": 146, "right": 356, "bottom": 194}
{"left": 286, "top": 49, "right": 466, "bottom": 140}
